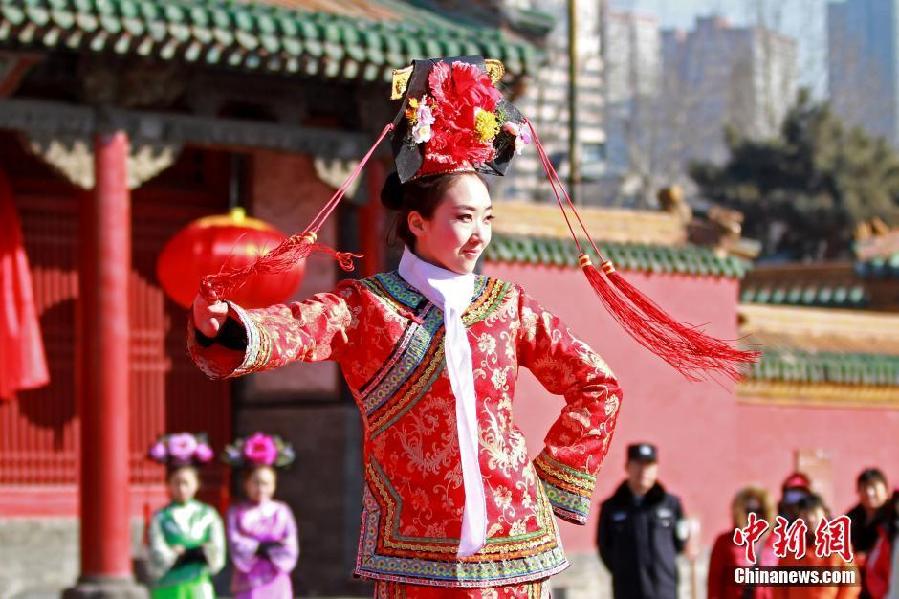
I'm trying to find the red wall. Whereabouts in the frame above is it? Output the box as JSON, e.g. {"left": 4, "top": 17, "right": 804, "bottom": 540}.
{"left": 734, "top": 403, "right": 899, "bottom": 525}
{"left": 484, "top": 261, "right": 899, "bottom": 554}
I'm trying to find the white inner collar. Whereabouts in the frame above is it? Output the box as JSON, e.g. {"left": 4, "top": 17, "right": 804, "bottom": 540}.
{"left": 397, "top": 246, "right": 475, "bottom": 313}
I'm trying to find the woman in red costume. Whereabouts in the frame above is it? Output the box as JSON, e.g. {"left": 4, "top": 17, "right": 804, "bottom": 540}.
{"left": 188, "top": 56, "right": 753, "bottom": 598}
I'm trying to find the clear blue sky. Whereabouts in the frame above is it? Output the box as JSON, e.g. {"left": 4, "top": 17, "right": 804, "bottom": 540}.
{"left": 609, "top": 0, "right": 830, "bottom": 95}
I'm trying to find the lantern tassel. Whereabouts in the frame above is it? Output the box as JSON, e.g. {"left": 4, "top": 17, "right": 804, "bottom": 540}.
{"left": 201, "top": 123, "right": 395, "bottom": 303}
{"left": 526, "top": 119, "right": 759, "bottom": 381}
{"left": 142, "top": 500, "right": 151, "bottom": 546}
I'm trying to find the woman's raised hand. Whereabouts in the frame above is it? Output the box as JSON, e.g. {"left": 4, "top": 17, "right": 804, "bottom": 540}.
{"left": 192, "top": 293, "right": 229, "bottom": 338}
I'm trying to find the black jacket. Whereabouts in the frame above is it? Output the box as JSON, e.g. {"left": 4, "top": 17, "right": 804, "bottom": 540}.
{"left": 597, "top": 481, "right": 686, "bottom": 599}
{"left": 846, "top": 503, "right": 888, "bottom": 599}
{"left": 846, "top": 503, "right": 886, "bottom": 554}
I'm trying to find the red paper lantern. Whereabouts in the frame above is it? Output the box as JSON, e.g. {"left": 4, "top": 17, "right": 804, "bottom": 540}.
{"left": 157, "top": 207, "right": 304, "bottom": 309}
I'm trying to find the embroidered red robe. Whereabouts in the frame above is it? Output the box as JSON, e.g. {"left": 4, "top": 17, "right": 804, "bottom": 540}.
{"left": 188, "top": 271, "right": 623, "bottom": 588}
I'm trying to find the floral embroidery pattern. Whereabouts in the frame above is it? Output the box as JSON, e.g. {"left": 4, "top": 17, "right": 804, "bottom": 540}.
{"left": 188, "top": 272, "right": 623, "bottom": 588}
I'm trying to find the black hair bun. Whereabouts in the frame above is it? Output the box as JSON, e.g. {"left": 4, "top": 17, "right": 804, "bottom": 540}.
{"left": 380, "top": 171, "right": 404, "bottom": 211}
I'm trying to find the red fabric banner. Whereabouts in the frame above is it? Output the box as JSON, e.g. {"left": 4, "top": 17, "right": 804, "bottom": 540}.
{"left": 0, "top": 169, "right": 49, "bottom": 399}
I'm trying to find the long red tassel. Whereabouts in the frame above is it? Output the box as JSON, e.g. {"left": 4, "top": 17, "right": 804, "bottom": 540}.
{"left": 606, "top": 267, "right": 757, "bottom": 380}
{"left": 201, "top": 123, "right": 395, "bottom": 303}
{"left": 142, "top": 500, "right": 151, "bottom": 545}
{"left": 581, "top": 256, "right": 757, "bottom": 381}
{"left": 201, "top": 237, "right": 360, "bottom": 302}
{"left": 527, "top": 119, "right": 759, "bottom": 381}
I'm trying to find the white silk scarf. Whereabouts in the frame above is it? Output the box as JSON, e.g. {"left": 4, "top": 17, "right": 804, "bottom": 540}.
{"left": 398, "top": 248, "right": 486, "bottom": 557}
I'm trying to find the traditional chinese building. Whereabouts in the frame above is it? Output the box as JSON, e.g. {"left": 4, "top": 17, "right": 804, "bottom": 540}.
{"left": 736, "top": 226, "right": 899, "bottom": 518}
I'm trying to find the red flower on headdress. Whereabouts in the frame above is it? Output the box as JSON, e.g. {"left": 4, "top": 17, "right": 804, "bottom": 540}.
{"left": 418, "top": 61, "right": 504, "bottom": 176}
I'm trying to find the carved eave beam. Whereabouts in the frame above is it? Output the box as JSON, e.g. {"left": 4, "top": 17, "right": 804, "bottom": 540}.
{"left": 313, "top": 157, "right": 362, "bottom": 198}
{"left": 0, "top": 52, "right": 41, "bottom": 97}
{"left": 0, "top": 98, "right": 371, "bottom": 160}
{"left": 25, "top": 132, "right": 180, "bottom": 190}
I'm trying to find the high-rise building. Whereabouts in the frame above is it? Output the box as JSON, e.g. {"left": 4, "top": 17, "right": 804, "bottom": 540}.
{"left": 498, "top": 0, "right": 606, "bottom": 202}
{"left": 827, "top": 0, "right": 898, "bottom": 144}
{"left": 603, "top": 10, "right": 662, "bottom": 175}
{"left": 660, "top": 16, "right": 799, "bottom": 165}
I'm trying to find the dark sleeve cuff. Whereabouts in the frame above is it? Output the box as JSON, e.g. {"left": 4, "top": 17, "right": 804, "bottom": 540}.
{"left": 194, "top": 318, "right": 248, "bottom": 351}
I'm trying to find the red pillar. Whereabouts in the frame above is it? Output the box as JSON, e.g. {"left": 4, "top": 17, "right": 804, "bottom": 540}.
{"left": 66, "top": 130, "right": 145, "bottom": 598}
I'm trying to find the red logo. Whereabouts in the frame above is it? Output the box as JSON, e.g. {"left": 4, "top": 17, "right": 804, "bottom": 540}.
{"left": 733, "top": 512, "right": 770, "bottom": 564}
{"left": 772, "top": 516, "right": 808, "bottom": 559}
{"left": 733, "top": 516, "right": 853, "bottom": 564}
{"left": 813, "top": 515, "right": 853, "bottom": 562}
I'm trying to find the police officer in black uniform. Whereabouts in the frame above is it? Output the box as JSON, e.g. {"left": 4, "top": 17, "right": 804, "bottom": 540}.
{"left": 597, "top": 443, "right": 688, "bottom": 599}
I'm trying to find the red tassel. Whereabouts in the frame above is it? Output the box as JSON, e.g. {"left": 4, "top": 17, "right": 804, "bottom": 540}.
{"left": 142, "top": 500, "right": 151, "bottom": 545}
{"left": 525, "top": 118, "right": 759, "bottom": 381}
{"left": 580, "top": 255, "right": 758, "bottom": 381}
{"left": 198, "top": 122, "right": 394, "bottom": 303}
{"left": 201, "top": 232, "right": 361, "bottom": 302}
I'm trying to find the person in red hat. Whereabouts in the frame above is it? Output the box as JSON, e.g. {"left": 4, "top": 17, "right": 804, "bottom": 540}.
{"left": 773, "top": 494, "right": 860, "bottom": 599}
{"left": 784, "top": 473, "right": 813, "bottom": 490}
{"left": 779, "top": 472, "right": 814, "bottom": 524}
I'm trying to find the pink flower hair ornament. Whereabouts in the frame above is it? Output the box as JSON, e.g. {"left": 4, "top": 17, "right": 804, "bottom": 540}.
{"left": 147, "top": 432, "right": 214, "bottom": 466}
{"left": 222, "top": 432, "right": 295, "bottom": 469}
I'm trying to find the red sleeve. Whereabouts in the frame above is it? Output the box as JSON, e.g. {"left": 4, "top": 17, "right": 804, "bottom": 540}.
{"left": 707, "top": 533, "right": 731, "bottom": 599}
{"left": 835, "top": 553, "right": 861, "bottom": 599}
{"left": 516, "top": 286, "right": 623, "bottom": 524}
{"left": 866, "top": 530, "right": 891, "bottom": 599}
{"left": 187, "top": 281, "right": 359, "bottom": 380}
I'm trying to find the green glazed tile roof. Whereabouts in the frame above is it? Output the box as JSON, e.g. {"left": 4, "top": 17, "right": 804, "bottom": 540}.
{"left": 746, "top": 349, "right": 899, "bottom": 387}
{"left": 741, "top": 283, "right": 869, "bottom": 308}
{"left": 855, "top": 254, "right": 899, "bottom": 279}
{"left": 0, "top": 0, "right": 540, "bottom": 80}
{"left": 484, "top": 233, "right": 751, "bottom": 279}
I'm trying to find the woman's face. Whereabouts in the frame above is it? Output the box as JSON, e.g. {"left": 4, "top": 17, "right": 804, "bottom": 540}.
{"left": 167, "top": 467, "right": 199, "bottom": 503}
{"left": 244, "top": 466, "right": 276, "bottom": 503}
{"left": 858, "top": 480, "right": 888, "bottom": 511}
{"left": 408, "top": 175, "right": 493, "bottom": 274}
{"left": 740, "top": 497, "right": 764, "bottom": 527}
